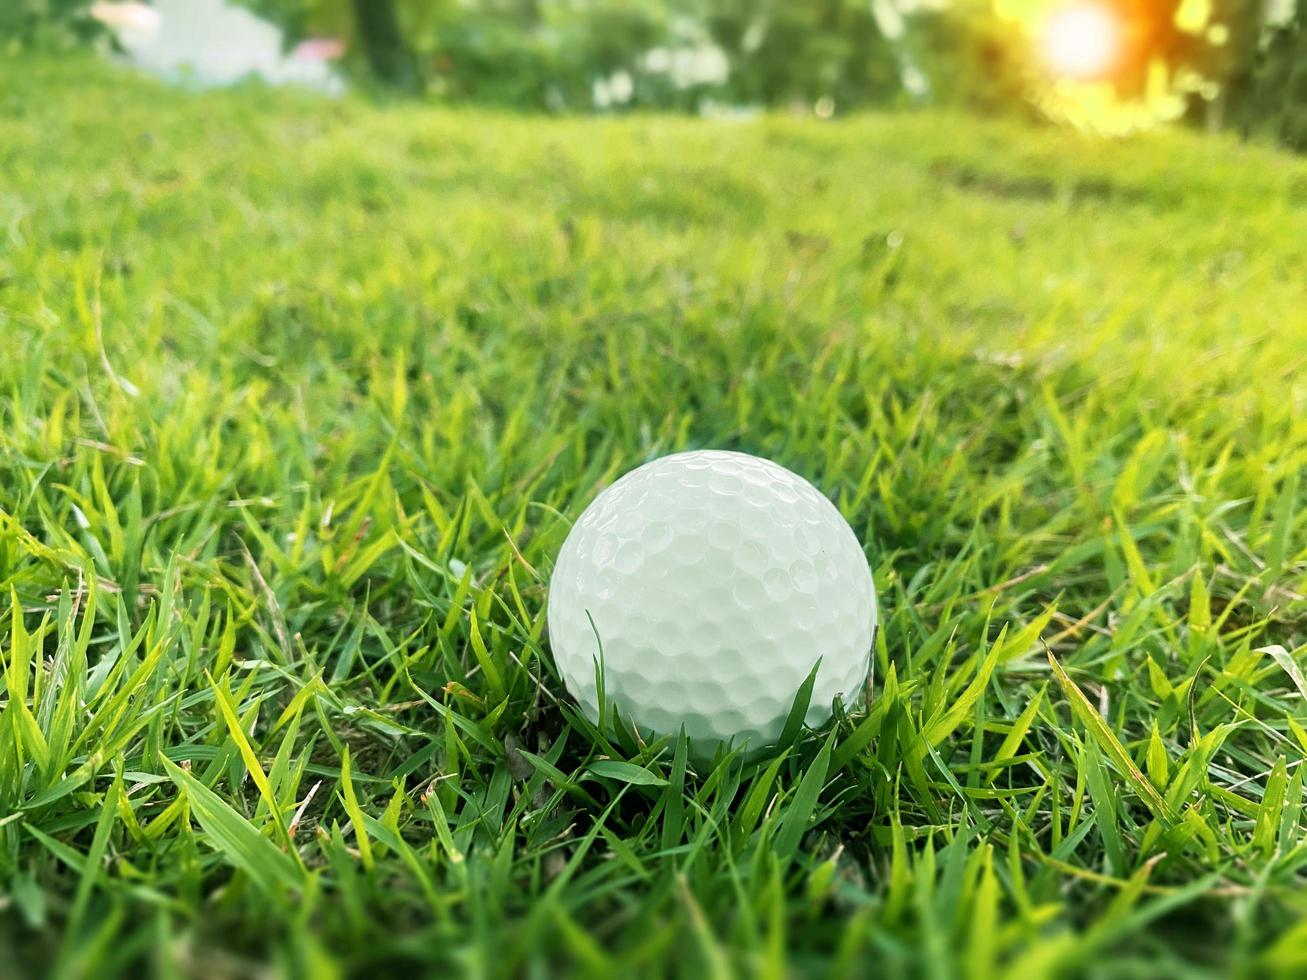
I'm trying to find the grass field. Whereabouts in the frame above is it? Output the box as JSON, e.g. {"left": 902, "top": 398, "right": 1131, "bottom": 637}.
{"left": 2, "top": 57, "right": 1306, "bottom": 977}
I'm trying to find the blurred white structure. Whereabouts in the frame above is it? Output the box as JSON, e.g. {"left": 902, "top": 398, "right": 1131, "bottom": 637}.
{"left": 92, "top": 0, "right": 343, "bottom": 92}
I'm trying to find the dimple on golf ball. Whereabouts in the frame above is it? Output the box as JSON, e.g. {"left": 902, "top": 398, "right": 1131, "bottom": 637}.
{"left": 547, "top": 450, "right": 876, "bottom": 753}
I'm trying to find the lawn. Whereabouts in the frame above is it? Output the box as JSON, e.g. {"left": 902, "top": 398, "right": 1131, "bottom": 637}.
{"left": 1, "top": 57, "right": 1305, "bottom": 977}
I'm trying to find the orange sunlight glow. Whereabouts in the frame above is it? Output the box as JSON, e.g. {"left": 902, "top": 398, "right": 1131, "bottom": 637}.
{"left": 1039, "top": 3, "right": 1121, "bottom": 79}
{"left": 994, "top": 0, "right": 1194, "bottom": 133}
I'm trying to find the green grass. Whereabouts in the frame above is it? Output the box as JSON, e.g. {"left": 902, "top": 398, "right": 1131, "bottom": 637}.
{"left": 1, "top": 56, "right": 1306, "bottom": 978}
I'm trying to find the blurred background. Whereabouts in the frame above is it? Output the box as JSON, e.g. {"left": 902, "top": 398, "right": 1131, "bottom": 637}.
{"left": 5, "top": 0, "right": 1304, "bottom": 145}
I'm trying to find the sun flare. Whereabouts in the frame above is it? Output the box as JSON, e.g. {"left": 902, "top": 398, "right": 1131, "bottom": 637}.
{"left": 1005, "top": 0, "right": 1178, "bottom": 133}
{"left": 1039, "top": 2, "right": 1121, "bottom": 79}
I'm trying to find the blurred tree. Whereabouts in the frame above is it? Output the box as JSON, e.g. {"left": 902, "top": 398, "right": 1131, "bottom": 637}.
{"left": 241, "top": 0, "right": 667, "bottom": 108}
{"left": 1244, "top": 0, "right": 1306, "bottom": 148}
{"left": 1174, "top": 0, "right": 1265, "bottom": 128}
{"left": 1153, "top": 0, "right": 1305, "bottom": 146}
{"left": 0, "top": 0, "right": 103, "bottom": 50}
{"left": 426, "top": 0, "right": 667, "bottom": 109}
{"left": 351, "top": 0, "right": 417, "bottom": 89}
{"left": 699, "top": 0, "right": 900, "bottom": 108}
{"left": 908, "top": 0, "right": 1034, "bottom": 114}
{"left": 5, "top": 0, "right": 1300, "bottom": 148}
{"left": 241, "top": 0, "right": 418, "bottom": 88}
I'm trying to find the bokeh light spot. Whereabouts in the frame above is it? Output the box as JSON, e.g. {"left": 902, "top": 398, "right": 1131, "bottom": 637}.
{"left": 1039, "top": 3, "right": 1121, "bottom": 79}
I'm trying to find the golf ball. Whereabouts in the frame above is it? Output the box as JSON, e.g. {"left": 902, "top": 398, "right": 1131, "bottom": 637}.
{"left": 548, "top": 450, "right": 876, "bottom": 753}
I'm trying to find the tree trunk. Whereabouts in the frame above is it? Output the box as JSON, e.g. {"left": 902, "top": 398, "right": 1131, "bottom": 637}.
{"left": 351, "top": 0, "right": 416, "bottom": 90}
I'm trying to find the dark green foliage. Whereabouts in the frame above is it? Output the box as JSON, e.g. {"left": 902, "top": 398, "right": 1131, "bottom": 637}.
{"left": 0, "top": 0, "right": 103, "bottom": 50}
{"left": 1244, "top": 4, "right": 1307, "bottom": 150}
{"left": 349, "top": 0, "right": 417, "bottom": 91}
{"left": 905, "top": 0, "right": 1035, "bottom": 114}
{"left": 699, "top": 0, "right": 901, "bottom": 108}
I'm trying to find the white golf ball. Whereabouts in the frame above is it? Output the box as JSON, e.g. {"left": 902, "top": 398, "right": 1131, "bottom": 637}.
{"left": 548, "top": 450, "right": 876, "bottom": 753}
